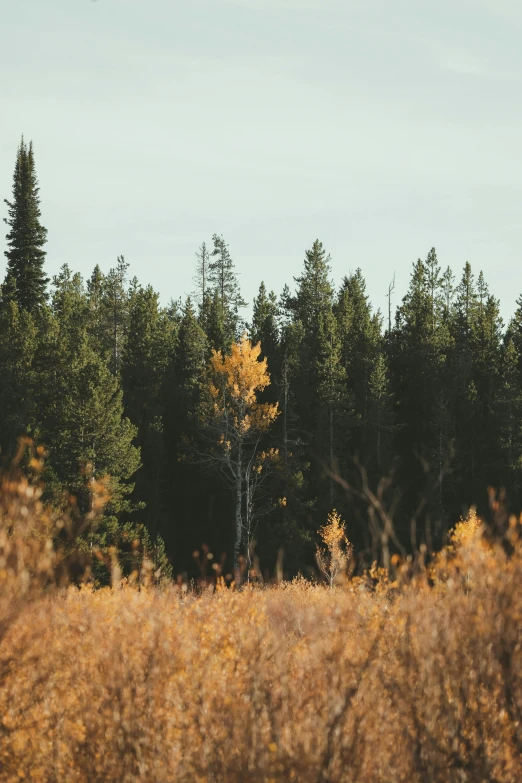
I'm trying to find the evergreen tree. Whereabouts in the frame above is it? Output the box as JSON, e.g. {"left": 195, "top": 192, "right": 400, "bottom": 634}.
{"left": 193, "top": 242, "right": 210, "bottom": 307}
{"left": 251, "top": 282, "right": 280, "bottom": 362}
{"left": 200, "top": 289, "right": 228, "bottom": 354}
{"left": 163, "top": 297, "right": 208, "bottom": 472}
{"left": 389, "top": 250, "right": 453, "bottom": 540}
{"left": 441, "top": 266, "right": 455, "bottom": 321}
{"left": 277, "top": 319, "right": 305, "bottom": 470}
{"left": 292, "top": 239, "right": 334, "bottom": 334}
{"left": 291, "top": 239, "right": 335, "bottom": 422}
{"left": 3, "top": 138, "right": 48, "bottom": 313}
{"left": 51, "top": 264, "right": 88, "bottom": 341}
{"left": 0, "top": 300, "right": 38, "bottom": 457}
{"left": 367, "top": 352, "right": 394, "bottom": 471}
{"left": 99, "top": 255, "right": 130, "bottom": 374}
{"left": 425, "top": 247, "right": 443, "bottom": 333}
{"left": 469, "top": 284, "right": 504, "bottom": 494}
{"left": 162, "top": 297, "right": 211, "bottom": 559}
{"left": 335, "top": 269, "right": 381, "bottom": 461}
{"left": 507, "top": 293, "right": 522, "bottom": 377}
{"left": 315, "top": 308, "right": 346, "bottom": 505}
{"left": 121, "top": 285, "right": 177, "bottom": 535}
{"left": 251, "top": 282, "right": 280, "bottom": 405}
{"left": 288, "top": 241, "right": 341, "bottom": 536}
{"left": 208, "top": 234, "right": 245, "bottom": 346}
{"left": 86, "top": 264, "right": 106, "bottom": 348}
{"left": 449, "top": 264, "right": 503, "bottom": 508}
{"left": 36, "top": 323, "right": 140, "bottom": 517}
{"left": 279, "top": 283, "right": 293, "bottom": 326}
{"left": 497, "top": 335, "right": 522, "bottom": 502}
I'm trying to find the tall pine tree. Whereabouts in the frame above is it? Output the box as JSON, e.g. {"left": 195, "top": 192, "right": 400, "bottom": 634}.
{"left": 208, "top": 234, "right": 246, "bottom": 349}
{"left": 3, "top": 138, "right": 48, "bottom": 313}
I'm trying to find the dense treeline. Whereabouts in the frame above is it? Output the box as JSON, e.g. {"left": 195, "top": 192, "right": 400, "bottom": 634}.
{"left": 2, "top": 138, "right": 522, "bottom": 579}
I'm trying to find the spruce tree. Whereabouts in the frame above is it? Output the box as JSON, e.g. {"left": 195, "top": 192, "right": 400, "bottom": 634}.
{"left": 507, "top": 293, "right": 522, "bottom": 379}
{"left": 368, "top": 352, "right": 394, "bottom": 471}
{"left": 291, "top": 239, "right": 335, "bottom": 425}
{"left": 162, "top": 297, "right": 209, "bottom": 558}
{"left": 99, "top": 255, "right": 130, "bottom": 374}
{"left": 121, "top": 285, "right": 176, "bottom": 534}
{"left": 251, "top": 282, "right": 279, "bottom": 359}
{"left": 165, "top": 297, "right": 207, "bottom": 440}
{"left": 447, "top": 264, "right": 503, "bottom": 508}
{"left": 51, "top": 264, "right": 89, "bottom": 341}
{"left": 3, "top": 138, "right": 48, "bottom": 313}
{"left": 193, "top": 242, "right": 210, "bottom": 307}
{"left": 497, "top": 335, "right": 522, "bottom": 502}
{"left": 0, "top": 299, "right": 38, "bottom": 457}
{"left": 208, "top": 234, "right": 245, "bottom": 346}
{"left": 36, "top": 323, "right": 140, "bottom": 517}
{"left": 389, "top": 250, "right": 453, "bottom": 540}
{"left": 288, "top": 241, "right": 344, "bottom": 537}
{"left": 293, "top": 239, "right": 334, "bottom": 334}
{"left": 469, "top": 284, "right": 504, "bottom": 495}
{"left": 441, "top": 266, "right": 455, "bottom": 321}
{"left": 200, "top": 289, "right": 228, "bottom": 354}
{"left": 315, "top": 307, "right": 346, "bottom": 505}
{"left": 335, "top": 269, "right": 381, "bottom": 461}
{"left": 86, "top": 264, "right": 105, "bottom": 348}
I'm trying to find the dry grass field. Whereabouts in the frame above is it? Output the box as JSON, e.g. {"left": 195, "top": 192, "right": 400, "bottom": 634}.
{"left": 1, "top": 469, "right": 521, "bottom": 782}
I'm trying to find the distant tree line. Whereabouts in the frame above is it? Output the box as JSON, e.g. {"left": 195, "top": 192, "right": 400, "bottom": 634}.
{"left": 2, "top": 138, "right": 522, "bottom": 578}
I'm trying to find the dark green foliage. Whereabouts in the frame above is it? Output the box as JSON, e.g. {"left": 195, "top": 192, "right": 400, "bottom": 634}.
{"left": 292, "top": 239, "right": 334, "bottom": 333}
{"left": 4, "top": 137, "right": 522, "bottom": 577}
{"left": 335, "top": 269, "right": 383, "bottom": 463}
{"left": 200, "top": 289, "right": 228, "bottom": 354}
{"left": 497, "top": 335, "right": 522, "bottom": 500}
{"left": 0, "top": 300, "right": 38, "bottom": 457}
{"left": 35, "top": 318, "right": 140, "bottom": 517}
{"left": 3, "top": 138, "right": 48, "bottom": 313}
{"left": 162, "top": 296, "right": 207, "bottom": 473}
{"left": 98, "top": 255, "right": 131, "bottom": 374}
{"left": 161, "top": 298, "right": 214, "bottom": 560}
{"left": 121, "top": 285, "right": 177, "bottom": 536}
{"left": 388, "top": 251, "right": 453, "bottom": 533}
{"left": 251, "top": 282, "right": 279, "bottom": 360}
{"left": 207, "top": 234, "right": 246, "bottom": 349}
{"left": 193, "top": 242, "right": 210, "bottom": 307}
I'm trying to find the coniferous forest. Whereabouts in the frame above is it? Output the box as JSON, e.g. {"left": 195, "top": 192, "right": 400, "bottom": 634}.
{"left": 1, "top": 137, "right": 522, "bottom": 581}
{"left": 5, "top": 140, "right": 522, "bottom": 782}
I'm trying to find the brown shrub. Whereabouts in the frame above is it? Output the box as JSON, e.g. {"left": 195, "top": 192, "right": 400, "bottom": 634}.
{"left": 0, "top": 476, "right": 522, "bottom": 782}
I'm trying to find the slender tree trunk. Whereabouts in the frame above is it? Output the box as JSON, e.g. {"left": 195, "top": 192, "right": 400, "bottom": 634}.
{"left": 283, "top": 355, "right": 289, "bottom": 468}
{"left": 245, "top": 470, "right": 253, "bottom": 580}
{"left": 381, "top": 530, "right": 390, "bottom": 571}
{"left": 439, "top": 395, "right": 443, "bottom": 508}
{"left": 152, "top": 462, "right": 160, "bottom": 540}
{"left": 376, "top": 404, "right": 381, "bottom": 468}
{"left": 234, "top": 443, "right": 243, "bottom": 584}
{"left": 113, "top": 296, "right": 119, "bottom": 375}
{"left": 329, "top": 401, "right": 334, "bottom": 506}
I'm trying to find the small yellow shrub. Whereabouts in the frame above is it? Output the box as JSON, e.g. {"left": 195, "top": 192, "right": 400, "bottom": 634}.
{"left": 316, "top": 509, "right": 353, "bottom": 588}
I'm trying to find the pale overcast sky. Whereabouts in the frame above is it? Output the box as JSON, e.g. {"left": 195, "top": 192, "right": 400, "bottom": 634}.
{"left": 1, "top": 0, "right": 522, "bottom": 319}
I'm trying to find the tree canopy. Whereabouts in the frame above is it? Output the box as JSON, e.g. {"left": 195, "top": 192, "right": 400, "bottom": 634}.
{"left": 2, "top": 138, "right": 522, "bottom": 580}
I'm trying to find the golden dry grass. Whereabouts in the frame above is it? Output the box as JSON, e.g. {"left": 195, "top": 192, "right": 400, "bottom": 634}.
{"left": 1, "top": 469, "right": 522, "bottom": 782}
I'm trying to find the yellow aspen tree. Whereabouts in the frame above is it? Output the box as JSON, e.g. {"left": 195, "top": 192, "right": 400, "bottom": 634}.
{"left": 316, "top": 510, "right": 353, "bottom": 588}
{"left": 206, "top": 333, "right": 279, "bottom": 582}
